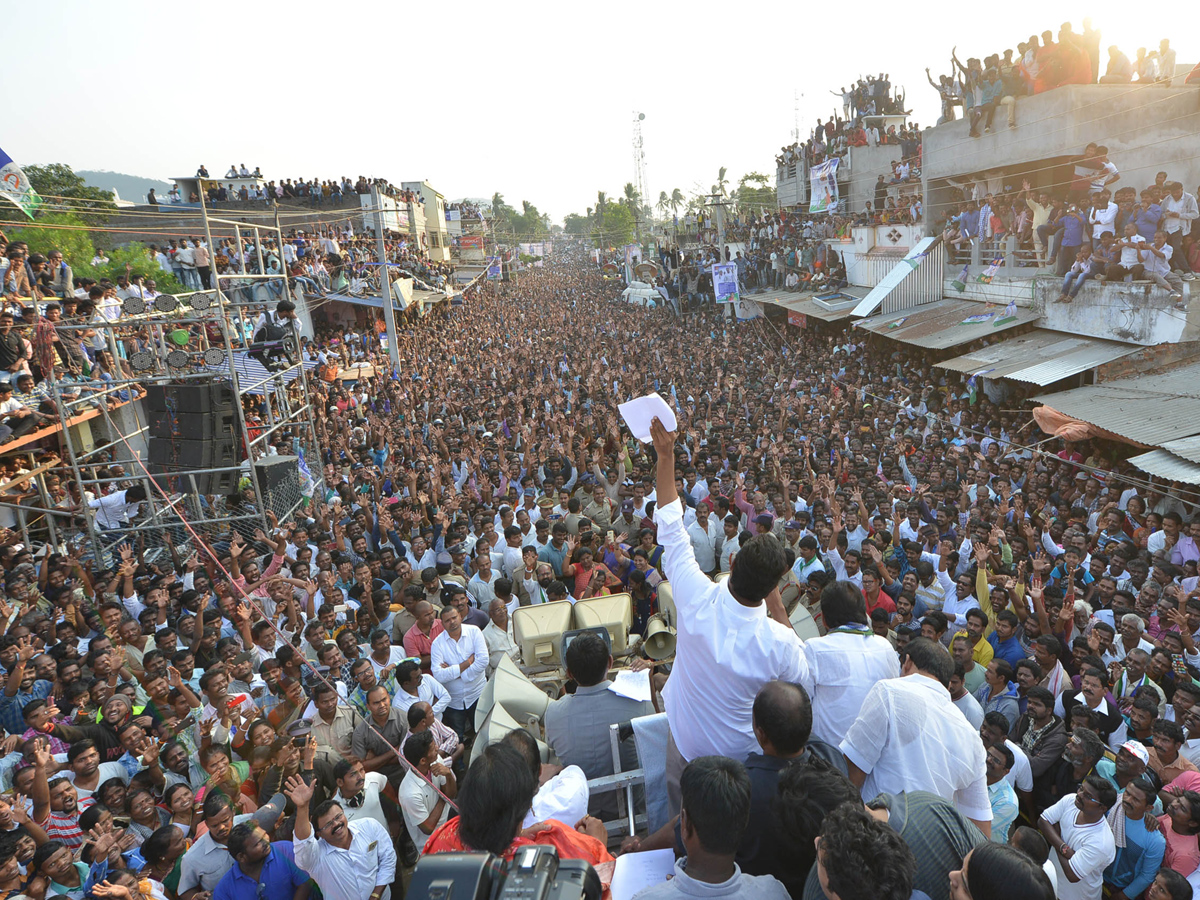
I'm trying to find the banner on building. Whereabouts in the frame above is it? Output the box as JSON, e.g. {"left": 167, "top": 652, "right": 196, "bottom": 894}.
{"left": 0, "top": 147, "right": 41, "bottom": 220}
{"left": 712, "top": 262, "right": 740, "bottom": 303}
{"left": 734, "top": 298, "right": 763, "bottom": 321}
{"left": 461, "top": 235, "right": 484, "bottom": 251}
{"left": 808, "top": 158, "right": 840, "bottom": 214}
{"left": 624, "top": 243, "right": 642, "bottom": 269}
{"left": 787, "top": 311, "right": 807, "bottom": 328}
{"left": 445, "top": 209, "right": 461, "bottom": 221}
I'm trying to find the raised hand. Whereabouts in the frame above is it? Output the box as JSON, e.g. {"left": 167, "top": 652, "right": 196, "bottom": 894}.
{"left": 283, "top": 773, "right": 314, "bottom": 807}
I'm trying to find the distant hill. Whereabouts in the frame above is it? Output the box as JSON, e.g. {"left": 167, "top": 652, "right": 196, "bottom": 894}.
{"left": 77, "top": 170, "right": 173, "bottom": 205}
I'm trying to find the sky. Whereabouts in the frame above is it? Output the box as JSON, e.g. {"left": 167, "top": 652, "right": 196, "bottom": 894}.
{"left": 13, "top": 0, "right": 1193, "bottom": 228}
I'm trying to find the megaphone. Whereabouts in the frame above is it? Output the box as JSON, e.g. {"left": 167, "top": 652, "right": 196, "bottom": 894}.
{"left": 474, "top": 653, "right": 551, "bottom": 731}
{"left": 643, "top": 614, "right": 677, "bottom": 660}
{"left": 471, "top": 701, "right": 548, "bottom": 765}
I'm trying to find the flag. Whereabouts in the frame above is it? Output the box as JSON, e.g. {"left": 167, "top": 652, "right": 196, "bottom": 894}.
{"left": 994, "top": 298, "right": 1018, "bottom": 327}
{"left": 966, "top": 374, "right": 978, "bottom": 406}
{"left": 296, "top": 448, "right": 315, "bottom": 499}
{"left": 951, "top": 265, "right": 969, "bottom": 292}
{"left": 977, "top": 256, "right": 1003, "bottom": 284}
{"left": 0, "top": 147, "right": 41, "bottom": 220}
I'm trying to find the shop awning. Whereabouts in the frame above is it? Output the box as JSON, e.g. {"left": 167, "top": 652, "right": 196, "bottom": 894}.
{"left": 758, "top": 287, "right": 864, "bottom": 322}
{"left": 935, "top": 329, "right": 1137, "bottom": 385}
{"left": 855, "top": 298, "right": 1039, "bottom": 350}
{"left": 1127, "top": 449, "right": 1200, "bottom": 485}
{"left": 1031, "top": 361, "right": 1200, "bottom": 447}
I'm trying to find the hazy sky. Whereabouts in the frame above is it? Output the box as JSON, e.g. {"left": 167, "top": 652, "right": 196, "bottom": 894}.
{"left": 13, "top": 0, "right": 1192, "bottom": 227}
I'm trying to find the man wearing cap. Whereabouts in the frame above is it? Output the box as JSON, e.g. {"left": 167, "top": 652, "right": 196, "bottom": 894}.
{"left": 444, "top": 545, "right": 469, "bottom": 586}
{"left": 612, "top": 500, "right": 640, "bottom": 543}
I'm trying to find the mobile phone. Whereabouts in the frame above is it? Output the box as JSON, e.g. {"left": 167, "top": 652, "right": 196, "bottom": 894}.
{"left": 292, "top": 736, "right": 306, "bottom": 748}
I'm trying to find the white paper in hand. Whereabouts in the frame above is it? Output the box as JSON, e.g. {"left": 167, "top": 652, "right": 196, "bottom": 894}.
{"left": 618, "top": 393, "right": 677, "bottom": 443}
{"left": 610, "top": 849, "right": 675, "bottom": 900}
{"left": 609, "top": 668, "right": 652, "bottom": 702}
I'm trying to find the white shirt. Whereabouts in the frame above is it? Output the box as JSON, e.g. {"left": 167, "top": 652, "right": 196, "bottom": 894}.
{"left": 482, "top": 620, "right": 520, "bottom": 676}
{"left": 65, "top": 762, "right": 129, "bottom": 803}
{"left": 655, "top": 498, "right": 807, "bottom": 762}
{"left": 365, "top": 646, "right": 406, "bottom": 678}
{"left": 87, "top": 489, "right": 141, "bottom": 529}
{"left": 1040, "top": 794, "right": 1116, "bottom": 900}
{"left": 1004, "top": 738, "right": 1033, "bottom": 792}
{"left": 686, "top": 517, "right": 721, "bottom": 573}
{"left": 336, "top": 771, "right": 388, "bottom": 831}
{"left": 398, "top": 763, "right": 450, "bottom": 851}
{"left": 800, "top": 625, "right": 900, "bottom": 747}
{"left": 840, "top": 672, "right": 992, "bottom": 823}
{"left": 521, "top": 764, "right": 590, "bottom": 829}
{"left": 430, "top": 624, "right": 489, "bottom": 709}
{"left": 391, "top": 673, "right": 451, "bottom": 719}
{"left": 294, "top": 816, "right": 396, "bottom": 900}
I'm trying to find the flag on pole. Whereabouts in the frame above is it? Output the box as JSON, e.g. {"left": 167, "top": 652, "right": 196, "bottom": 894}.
{"left": 966, "top": 374, "right": 978, "bottom": 406}
{"left": 951, "top": 265, "right": 969, "bottom": 292}
{"left": 0, "top": 148, "right": 41, "bottom": 220}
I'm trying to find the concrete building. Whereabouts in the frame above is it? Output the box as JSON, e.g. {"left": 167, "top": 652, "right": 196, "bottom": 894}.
{"left": 402, "top": 181, "right": 451, "bottom": 262}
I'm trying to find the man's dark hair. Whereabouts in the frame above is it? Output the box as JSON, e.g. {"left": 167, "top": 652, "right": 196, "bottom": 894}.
{"left": 752, "top": 681, "right": 812, "bottom": 755}
{"left": 680, "top": 756, "right": 751, "bottom": 855}
{"left": 403, "top": 730, "right": 434, "bottom": 767}
{"left": 456, "top": 744, "right": 538, "bottom": 856}
{"left": 728, "top": 534, "right": 787, "bottom": 604}
{"left": 312, "top": 799, "right": 343, "bottom": 830}
{"left": 499, "top": 728, "right": 542, "bottom": 781}
{"left": 226, "top": 822, "right": 260, "bottom": 860}
{"left": 983, "top": 710, "right": 1011, "bottom": 735}
{"left": 1082, "top": 772, "right": 1118, "bottom": 811}
{"left": 1026, "top": 686, "right": 1055, "bottom": 710}
{"left": 395, "top": 660, "right": 421, "bottom": 686}
{"left": 965, "top": 841, "right": 1054, "bottom": 900}
{"left": 1153, "top": 867, "right": 1193, "bottom": 900}
{"left": 67, "top": 739, "right": 97, "bottom": 765}
{"left": 1033, "top": 634, "right": 1062, "bottom": 660}
{"left": 775, "top": 755, "right": 861, "bottom": 873}
{"left": 899, "top": 636, "right": 954, "bottom": 687}
{"left": 819, "top": 803, "right": 915, "bottom": 900}
{"left": 1154, "top": 718, "right": 1186, "bottom": 745}
{"left": 820, "top": 581, "right": 869, "bottom": 629}
{"left": 202, "top": 789, "right": 235, "bottom": 820}
{"left": 564, "top": 631, "right": 609, "bottom": 686}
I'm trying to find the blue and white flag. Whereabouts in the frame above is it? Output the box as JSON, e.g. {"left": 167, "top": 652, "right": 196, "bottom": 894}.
{"left": 0, "top": 148, "right": 41, "bottom": 220}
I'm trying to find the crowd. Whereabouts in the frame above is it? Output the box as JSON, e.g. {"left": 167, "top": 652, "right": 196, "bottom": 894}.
{"left": 926, "top": 22, "right": 1179, "bottom": 132}
{"left": 0, "top": 235, "right": 1198, "bottom": 900}
{"left": 775, "top": 119, "right": 923, "bottom": 172}
{"left": 190, "top": 168, "right": 423, "bottom": 211}
{"left": 938, "top": 146, "right": 1200, "bottom": 302}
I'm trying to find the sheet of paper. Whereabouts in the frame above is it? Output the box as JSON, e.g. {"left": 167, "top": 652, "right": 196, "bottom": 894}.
{"left": 610, "top": 848, "right": 675, "bottom": 900}
{"left": 618, "top": 393, "right": 677, "bottom": 443}
{"left": 609, "top": 668, "right": 652, "bottom": 703}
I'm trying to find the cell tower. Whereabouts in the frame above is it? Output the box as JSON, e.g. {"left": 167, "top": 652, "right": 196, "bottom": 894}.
{"left": 632, "top": 111, "right": 648, "bottom": 213}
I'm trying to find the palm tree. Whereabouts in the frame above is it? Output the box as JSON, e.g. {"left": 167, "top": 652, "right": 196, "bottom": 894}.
{"left": 657, "top": 191, "right": 669, "bottom": 218}
{"left": 670, "top": 188, "right": 683, "bottom": 219}
{"left": 623, "top": 182, "right": 640, "bottom": 210}
{"left": 596, "top": 191, "right": 608, "bottom": 216}
{"left": 715, "top": 167, "right": 729, "bottom": 197}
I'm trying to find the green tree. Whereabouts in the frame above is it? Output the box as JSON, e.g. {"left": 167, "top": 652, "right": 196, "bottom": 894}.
{"left": 563, "top": 213, "right": 590, "bottom": 235}
{"left": 670, "top": 188, "right": 684, "bottom": 219}
{"left": 598, "top": 202, "right": 634, "bottom": 248}
{"left": 713, "top": 166, "right": 729, "bottom": 198}
{"left": 79, "top": 244, "right": 186, "bottom": 294}
{"left": 3, "top": 212, "right": 94, "bottom": 267}
{"left": 489, "top": 192, "right": 514, "bottom": 229}
{"left": 735, "top": 172, "right": 777, "bottom": 214}
{"left": 24, "top": 163, "right": 115, "bottom": 224}
{"left": 622, "top": 182, "right": 640, "bottom": 210}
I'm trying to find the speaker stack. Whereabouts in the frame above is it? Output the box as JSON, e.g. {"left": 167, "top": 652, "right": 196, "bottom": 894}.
{"left": 146, "top": 382, "right": 240, "bottom": 495}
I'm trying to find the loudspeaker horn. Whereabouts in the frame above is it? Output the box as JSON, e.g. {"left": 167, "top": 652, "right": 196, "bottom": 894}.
{"left": 471, "top": 701, "right": 548, "bottom": 765}
{"left": 474, "top": 653, "right": 550, "bottom": 731}
{"left": 643, "top": 614, "right": 677, "bottom": 660}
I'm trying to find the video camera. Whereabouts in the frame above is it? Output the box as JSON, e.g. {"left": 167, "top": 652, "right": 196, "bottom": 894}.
{"left": 408, "top": 845, "right": 600, "bottom": 900}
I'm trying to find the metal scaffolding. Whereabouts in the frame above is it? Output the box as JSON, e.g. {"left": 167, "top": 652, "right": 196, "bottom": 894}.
{"left": 0, "top": 209, "right": 322, "bottom": 565}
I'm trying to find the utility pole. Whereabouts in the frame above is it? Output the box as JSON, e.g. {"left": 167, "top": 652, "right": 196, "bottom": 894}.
{"left": 370, "top": 184, "right": 401, "bottom": 371}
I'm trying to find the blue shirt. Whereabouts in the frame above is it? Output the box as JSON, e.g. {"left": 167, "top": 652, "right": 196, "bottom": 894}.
{"left": 1060, "top": 211, "right": 1085, "bottom": 247}
{"left": 1135, "top": 204, "right": 1163, "bottom": 241}
{"left": 0, "top": 679, "right": 53, "bottom": 735}
{"left": 213, "top": 841, "right": 308, "bottom": 900}
{"left": 987, "top": 633, "right": 1026, "bottom": 670}
{"left": 1103, "top": 815, "right": 1165, "bottom": 897}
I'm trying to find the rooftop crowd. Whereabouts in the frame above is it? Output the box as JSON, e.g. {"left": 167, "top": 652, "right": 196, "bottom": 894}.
{"left": 926, "top": 21, "right": 1180, "bottom": 132}
{"left": 0, "top": 233, "right": 1196, "bottom": 900}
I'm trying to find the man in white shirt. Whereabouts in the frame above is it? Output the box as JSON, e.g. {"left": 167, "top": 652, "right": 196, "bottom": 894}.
{"left": 482, "top": 598, "right": 520, "bottom": 676}
{"left": 685, "top": 502, "right": 721, "bottom": 575}
{"left": 429, "top": 605, "right": 489, "bottom": 740}
{"left": 649, "top": 417, "right": 807, "bottom": 819}
{"left": 1161, "top": 182, "right": 1199, "bottom": 279}
{"left": 392, "top": 660, "right": 451, "bottom": 720}
{"left": 287, "top": 774, "right": 396, "bottom": 900}
{"left": 840, "top": 636, "right": 992, "bottom": 836}
{"left": 331, "top": 759, "right": 389, "bottom": 831}
{"left": 397, "top": 731, "right": 455, "bottom": 852}
{"left": 1089, "top": 193, "right": 1118, "bottom": 242}
{"left": 1139, "top": 230, "right": 1185, "bottom": 305}
{"left": 1106, "top": 222, "right": 1148, "bottom": 283}
{"left": 801, "top": 582, "right": 900, "bottom": 747}
{"left": 1038, "top": 775, "right": 1117, "bottom": 900}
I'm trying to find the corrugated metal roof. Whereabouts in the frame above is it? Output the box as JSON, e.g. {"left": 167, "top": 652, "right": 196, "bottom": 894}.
{"left": 851, "top": 236, "right": 938, "bottom": 317}
{"left": 759, "top": 291, "right": 860, "bottom": 322}
{"left": 1032, "top": 361, "right": 1200, "bottom": 447}
{"left": 1127, "top": 449, "right": 1200, "bottom": 485}
{"left": 935, "top": 329, "right": 1137, "bottom": 385}
{"left": 1159, "top": 436, "right": 1200, "bottom": 465}
{"left": 856, "top": 299, "right": 1039, "bottom": 350}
